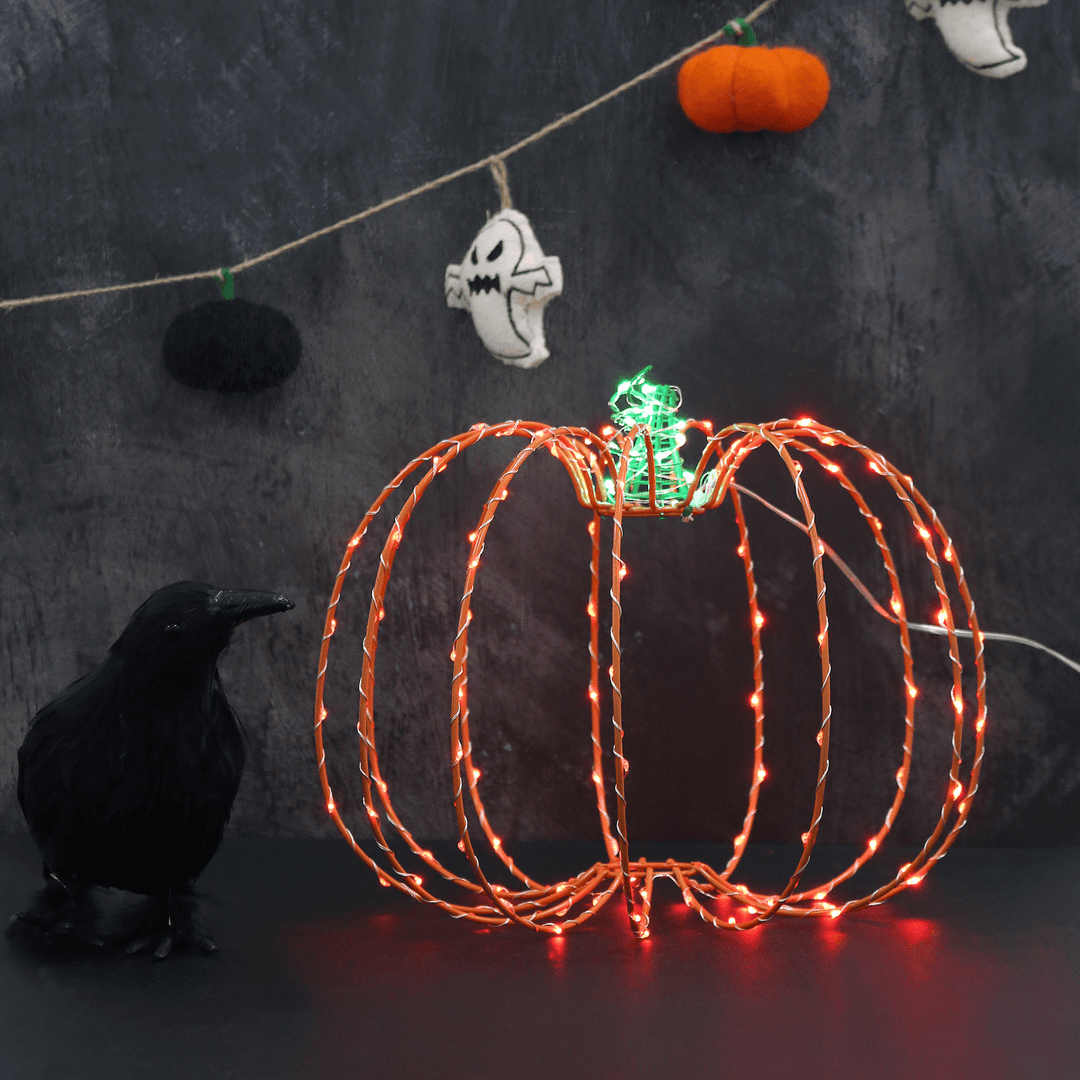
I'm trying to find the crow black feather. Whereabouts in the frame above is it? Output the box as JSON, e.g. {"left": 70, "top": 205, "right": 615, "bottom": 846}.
{"left": 13, "top": 581, "right": 293, "bottom": 956}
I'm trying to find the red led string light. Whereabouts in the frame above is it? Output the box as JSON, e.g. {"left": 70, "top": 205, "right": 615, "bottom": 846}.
{"left": 313, "top": 417, "right": 986, "bottom": 935}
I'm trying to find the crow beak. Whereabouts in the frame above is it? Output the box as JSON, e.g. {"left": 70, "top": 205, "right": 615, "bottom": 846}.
{"left": 211, "top": 589, "right": 296, "bottom": 626}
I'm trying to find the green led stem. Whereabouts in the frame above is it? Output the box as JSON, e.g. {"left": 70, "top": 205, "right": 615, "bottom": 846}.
{"left": 606, "top": 367, "right": 695, "bottom": 508}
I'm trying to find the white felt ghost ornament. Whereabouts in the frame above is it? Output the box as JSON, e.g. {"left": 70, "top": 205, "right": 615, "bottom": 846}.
{"left": 445, "top": 209, "right": 563, "bottom": 369}
{"left": 906, "top": 0, "right": 1049, "bottom": 78}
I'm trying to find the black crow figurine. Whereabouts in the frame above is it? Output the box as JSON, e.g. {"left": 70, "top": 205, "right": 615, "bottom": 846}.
{"left": 13, "top": 581, "right": 294, "bottom": 958}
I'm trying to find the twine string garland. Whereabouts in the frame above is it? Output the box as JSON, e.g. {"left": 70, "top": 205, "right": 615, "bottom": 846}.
{"left": 0, "top": 0, "right": 781, "bottom": 312}
{"left": 314, "top": 414, "right": 987, "bottom": 936}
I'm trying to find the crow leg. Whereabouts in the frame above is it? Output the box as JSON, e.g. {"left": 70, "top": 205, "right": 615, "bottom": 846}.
{"left": 124, "top": 887, "right": 218, "bottom": 960}
{"left": 9, "top": 864, "right": 103, "bottom": 946}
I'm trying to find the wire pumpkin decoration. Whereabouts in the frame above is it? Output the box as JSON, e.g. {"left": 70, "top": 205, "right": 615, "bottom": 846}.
{"left": 313, "top": 395, "right": 986, "bottom": 937}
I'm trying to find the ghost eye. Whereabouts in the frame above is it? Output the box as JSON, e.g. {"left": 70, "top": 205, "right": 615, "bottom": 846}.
{"left": 470, "top": 248, "right": 478, "bottom": 265}
{"left": 486, "top": 240, "right": 504, "bottom": 262}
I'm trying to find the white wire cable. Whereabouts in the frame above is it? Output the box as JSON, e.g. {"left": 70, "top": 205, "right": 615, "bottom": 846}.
{"left": 732, "top": 482, "right": 1080, "bottom": 677}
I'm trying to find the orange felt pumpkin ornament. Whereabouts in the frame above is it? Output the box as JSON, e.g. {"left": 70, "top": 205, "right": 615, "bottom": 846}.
{"left": 678, "top": 44, "right": 830, "bottom": 134}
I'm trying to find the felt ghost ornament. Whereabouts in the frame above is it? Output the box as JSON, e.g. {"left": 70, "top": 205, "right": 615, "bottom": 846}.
{"left": 445, "top": 209, "right": 563, "bottom": 369}
{"left": 906, "top": 0, "right": 1049, "bottom": 78}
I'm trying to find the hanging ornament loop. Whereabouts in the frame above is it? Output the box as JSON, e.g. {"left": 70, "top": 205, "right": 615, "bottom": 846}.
{"left": 488, "top": 158, "right": 514, "bottom": 211}
{"left": 724, "top": 17, "right": 758, "bottom": 46}
{"left": 215, "top": 268, "right": 235, "bottom": 300}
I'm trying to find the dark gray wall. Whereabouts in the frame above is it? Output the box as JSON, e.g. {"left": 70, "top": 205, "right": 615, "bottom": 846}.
{"left": 2, "top": 1, "right": 1078, "bottom": 847}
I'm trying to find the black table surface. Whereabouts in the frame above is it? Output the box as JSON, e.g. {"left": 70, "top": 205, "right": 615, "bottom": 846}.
{"left": 2, "top": 832, "right": 1078, "bottom": 1079}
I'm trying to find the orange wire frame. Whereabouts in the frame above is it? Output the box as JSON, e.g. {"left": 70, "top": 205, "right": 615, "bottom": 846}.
{"left": 313, "top": 417, "right": 986, "bottom": 937}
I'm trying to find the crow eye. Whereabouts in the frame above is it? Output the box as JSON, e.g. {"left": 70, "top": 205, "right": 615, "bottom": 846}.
{"left": 164, "top": 624, "right": 182, "bottom": 634}
{"left": 470, "top": 248, "right": 478, "bottom": 265}
{"left": 486, "top": 240, "right": 503, "bottom": 262}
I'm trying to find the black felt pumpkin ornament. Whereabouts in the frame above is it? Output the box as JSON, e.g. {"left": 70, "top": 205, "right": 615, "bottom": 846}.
{"left": 163, "top": 269, "right": 301, "bottom": 394}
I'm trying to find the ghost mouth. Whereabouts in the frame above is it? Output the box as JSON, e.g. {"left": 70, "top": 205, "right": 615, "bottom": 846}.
{"left": 468, "top": 274, "right": 500, "bottom": 295}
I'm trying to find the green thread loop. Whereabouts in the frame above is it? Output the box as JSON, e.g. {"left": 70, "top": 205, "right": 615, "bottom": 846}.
{"left": 216, "top": 268, "right": 235, "bottom": 300}
{"left": 724, "top": 18, "right": 757, "bottom": 46}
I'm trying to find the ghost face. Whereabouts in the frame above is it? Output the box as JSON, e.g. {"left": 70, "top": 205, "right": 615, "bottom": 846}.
{"left": 465, "top": 218, "right": 523, "bottom": 300}
{"left": 446, "top": 209, "right": 563, "bottom": 369}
